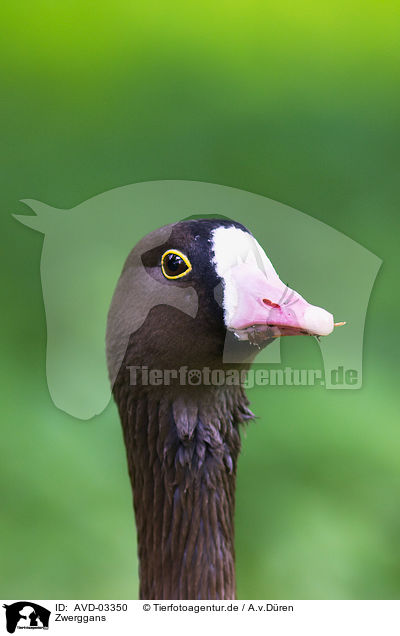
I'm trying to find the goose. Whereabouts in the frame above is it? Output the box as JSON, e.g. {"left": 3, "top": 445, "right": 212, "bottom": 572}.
{"left": 106, "top": 218, "right": 341, "bottom": 600}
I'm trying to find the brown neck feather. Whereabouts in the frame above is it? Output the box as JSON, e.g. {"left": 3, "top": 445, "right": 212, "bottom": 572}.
{"left": 114, "top": 383, "right": 253, "bottom": 600}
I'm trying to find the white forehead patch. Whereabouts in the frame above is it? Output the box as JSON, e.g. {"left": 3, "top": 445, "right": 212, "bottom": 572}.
{"left": 211, "top": 226, "right": 278, "bottom": 278}
{"left": 211, "top": 226, "right": 279, "bottom": 325}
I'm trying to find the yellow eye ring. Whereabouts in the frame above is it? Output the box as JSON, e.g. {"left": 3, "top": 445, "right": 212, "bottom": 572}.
{"left": 161, "top": 249, "right": 192, "bottom": 279}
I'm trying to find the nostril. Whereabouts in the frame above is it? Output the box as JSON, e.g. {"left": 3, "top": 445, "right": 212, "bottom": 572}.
{"left": 263, "top": 298, "right": 280, "bottom": 309}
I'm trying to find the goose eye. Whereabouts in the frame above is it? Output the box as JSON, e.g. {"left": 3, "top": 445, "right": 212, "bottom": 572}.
{"left": 161, "top": 249, "right": 192, "bottom": 279}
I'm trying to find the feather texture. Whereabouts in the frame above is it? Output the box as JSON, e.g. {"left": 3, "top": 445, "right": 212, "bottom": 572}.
{"left": 114, "top": 380, "right": 253, "bottom": 600}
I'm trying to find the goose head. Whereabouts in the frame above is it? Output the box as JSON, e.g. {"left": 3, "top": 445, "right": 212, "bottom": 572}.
{"left": 106, "top": 218, "right": 334, "bottom": 383}
{"left": 105, "top": 217, "right": 340, "bottom": 600}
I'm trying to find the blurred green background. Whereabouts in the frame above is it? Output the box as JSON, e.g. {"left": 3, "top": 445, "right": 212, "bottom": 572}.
{"left": 1, "top": 1, "right": 399, "bottom": 599}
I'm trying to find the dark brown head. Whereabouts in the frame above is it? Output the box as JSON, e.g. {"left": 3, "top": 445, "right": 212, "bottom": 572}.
{"left": 105, "top": 218, "right": 337, "bottom": 600}
{"left": 106, "top": 217, "right": 334, "bottom": 386}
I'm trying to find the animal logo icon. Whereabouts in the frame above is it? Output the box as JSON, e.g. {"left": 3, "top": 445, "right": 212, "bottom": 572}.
{"left": 2, "top": 602, "right": 51, "bottom": 633}
{"left": 188, "top": 370, "right": 202, "bottom": 385}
